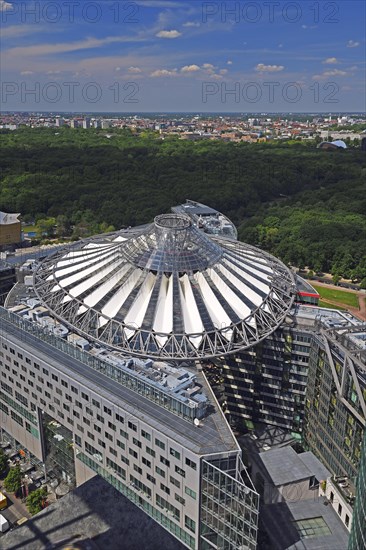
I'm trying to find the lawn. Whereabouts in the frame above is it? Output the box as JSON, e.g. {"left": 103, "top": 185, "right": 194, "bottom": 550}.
{"left": 318, "top": 300, "right": 346, "bottom": 311}
{"left": 311, "top": 284, "right": 359, "bottom": 309}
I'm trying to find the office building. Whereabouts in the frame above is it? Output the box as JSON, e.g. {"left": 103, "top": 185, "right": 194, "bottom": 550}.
{"left": 348, "top": 429, "right": 366, "bottom": 549}
{"left": 0, "top": 211, "right": 21, "bottom": 249}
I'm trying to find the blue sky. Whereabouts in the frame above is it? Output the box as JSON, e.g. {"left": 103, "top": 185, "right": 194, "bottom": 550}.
{"left": 1, "top": 0, "right": 365, "bottom": 112}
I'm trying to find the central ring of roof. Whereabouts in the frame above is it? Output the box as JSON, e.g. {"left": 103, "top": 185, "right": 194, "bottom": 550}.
{"left": 33, "top": 215, "right": 296, "bottom": 360}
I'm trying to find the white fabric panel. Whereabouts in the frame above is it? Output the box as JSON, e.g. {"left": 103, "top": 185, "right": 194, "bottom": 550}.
{"left": 195, "top": 272, "right": 232, "bottom": 329}
{"left": 83, "top": 264, "right": 131, "bottom": 308}
{"left": 54, "top": 249, "right": 114, "bottom": 279}
{"left": 207, "top": 268, "right": 251, "bottom": 319}
{"left": 219, "top": 262, "right": 263, "bottom": 307}
{"left": 57, "top": 255, "right": 114, "bottom": 289}
{"left": 179, "top": 275, "right": 204, "bottom": 346}
{"left": 153, "top": 275, "right": 173, "bottom": 335}
{"left": 101, "top": 268, "right": 142, "bottom": 319}
{"left": 67, "top": 261, "right": 120, "bottom": 299}
{"left": 77, "top": 305, "right": 88, "bottom": 315}
{"left": 113, "top": 236, "right": 127, "bottom": 242}
{"left": 124, "top": 272, "right": 156, "bottom": 328}
{"left": 223, "top": 258, "right": 270, "bottom": 295}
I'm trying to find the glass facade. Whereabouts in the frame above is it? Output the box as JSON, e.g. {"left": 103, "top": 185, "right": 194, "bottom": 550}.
{"left": 200, "top": 457, "right": 259, "bottom": 550}
{"left": 348, "top": 430, "right": 366, "bottom": 550}
{"left": 304, "top": 334, "right": 365, "bottom": 478}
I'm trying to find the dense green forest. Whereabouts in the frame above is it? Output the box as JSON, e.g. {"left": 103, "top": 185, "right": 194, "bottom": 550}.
{"left": 1, "top": 127, "right": 365, "bottom": 280}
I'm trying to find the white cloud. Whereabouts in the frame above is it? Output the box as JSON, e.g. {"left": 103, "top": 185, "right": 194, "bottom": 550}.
{"left": 183, "top": 21, "right": 200, "bottom": 28}
{"left": 150, "top": 69, "right": 178, "bottom": 77}
{"left": 313, "top": 69, "right": 347, "bottom": 79}
{"left": 219, "top": 69, "right": 228, "bottom": 75}
{"left": 115, "top": 67, "right": 121, "bottom": 72}
{"left": 156, "top": 30, "right": 182, "bottom": 39}
{"left": 181, "top": 64, "right": 200, "bottom": 73}
{"left": 0, "top": 0, "right": 13, "bottom": 11}
{"left": 302, "top": 25, "right": 317, "bottom": 29}
{"left": 47, "top": 70, "right": 61, "bottom": 74}
{"left": 6, "top": 35, "right": 149, "bottom": 57}
{"left": 278, "top": 43, "right": 283, "bottom": 48}
{"left": 20, "top": 70, "right": 33, "bottom": 75}
{"left": 135, "top": 0, "right": 187, "bottom": 7}
{"left": 128, "top": 66, "right": 142, "bottom": 73}
{"left": 255, "top": 63, "right": 284, "bottom": 72}
{"left": 323, "top": 57, "right": 339, "bottom": 64}
{"left": 202, "top": 63, "right": 217, "bottom": 71}
{"left": 227, "top": 60, "right": 233, "bottom": 65}
{"left": 347, "top": 40, "right": 360, "bottom": 48}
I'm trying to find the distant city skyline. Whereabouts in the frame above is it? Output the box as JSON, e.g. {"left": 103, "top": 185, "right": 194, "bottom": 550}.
{"left": 1, "top": 0, "right": 365, "bottom": 112}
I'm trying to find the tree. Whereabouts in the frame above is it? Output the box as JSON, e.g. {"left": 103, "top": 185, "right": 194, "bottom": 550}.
{"left": 26, "top": 487, "right": 47, "bottom": 515}
{"left": 4, "top": 465, "right": 22, "bottom": 493}
{"left": 360, "top": 277, "right": 366, "bottom": 290}
{"left": 0, "top": 449, "right": 8, "bottom": 474}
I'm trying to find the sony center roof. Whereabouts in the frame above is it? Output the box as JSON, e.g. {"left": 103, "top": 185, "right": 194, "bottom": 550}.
{"left": 33, "top": 211, "right": 296, "bottom": 360}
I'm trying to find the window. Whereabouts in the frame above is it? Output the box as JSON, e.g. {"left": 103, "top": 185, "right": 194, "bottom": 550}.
{"left": 170, "top": 448, "right": 181, "bottom": 460}
{"left": 160, "top": 483, "right": 170, "bottom": 495}
{"left": 52, "top": 374, "right": 58, "bottom": 381}
{"left": 147, "top": 473, "right": 156, "bottom": 484}
{"left": 108, "top": 421, "right": 116, "bottom": 431}
{"left": 170, "top": 476, "right": 180, "bottom": 488}
{"left": 116, "top": 439, "right": 125, "bottom": 450}
{"left": 94, "top": 424, "right": 101, "bottom": 433}
{"left": 160, "top": 456, "right": 170, "bottom": 467}
{"left": 115, "top": 413, "right": 124, "bottom": 423}
{"left": 185, "top": 487, "right": 196, "bottom": 500}
{"left": 81, "top": 392, "right": 89, "bottom": 401}
{"left": 128, "top": 421, "right": 137, "bottom": 432}
{"left": 156, "top": 466, "right": 165, "bottom": 478}
{"left": 146, "top": 446, "right": 155, "bottom": 458}
{"left": 175, "top": 466, "right": 185, "bottom": 478}
{"left": 133, "top": 437, "right": 141, "bottom": 448}
{"left": 98, "top": 439, "right": 106, "bottom": 449}
{"left": 345, "top": 514, "right": 350, "bottom": 528}
{"left": 109, "top": 447, "right": 117, "bottom": 457}
{"left": 155, "top": 438, "right": 165, "bottom": 450}
{"left": 61, "top": 380, "right": 68, "bottom": 388}
{"left": 85, "top": 407, "right": 93, "bottom": 416}
{"left": 129, "top": 448, "right": 138, "bottom": 459}
{"left": 96, "top": 414, "right": 104, "bottom": 424}
{"left": 175, "top": 494, "right": 185, "bottom": 505}
{"left": 120, "top": 429, "right": 129, "bottom": 439}
{"left": 87, "top": 431, "right": 95, "bottom": 441}
{"left": 338, "top": 504, "right": 342, "bottom": 516}
{"left": 134, "top": 464, "right": 142, "bottom": 475}
{"left": 330, "top": 491, "right": 334, "bottom": 503}
{"left": 104, "top": 406, "right": 111, "bottom": 416}
{"left": 71, "top": 385, "right": 78, "bottom": 394}
{"left": 141, "top": 429, "right": 151, "bottom": 441}
{"left": 185, "top": 458, "right": 196, "bottom": 470}
{"left": 92, "top": 398, "right": 100, "bottom": 408}
{"left": 121, "top": 455, "right": 129, "bottom": 465}
{"left": 294, "top": 517, "right": 331, "bottom": 539}
{"left": 75, "top": 435, "right": 82, "bottom": 447}
{"left": 185, "top": 516, "right": 196, "bottom": 534}
{"left": 142, "top": 457, "right": 151, "bottom": 468}
{"left": 105, "top": 432, "right": 113, "bottom": 442}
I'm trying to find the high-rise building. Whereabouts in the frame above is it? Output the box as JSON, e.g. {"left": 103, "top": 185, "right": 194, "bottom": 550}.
{"left": 348, "top": 429, "right": 366, "bottom": 549}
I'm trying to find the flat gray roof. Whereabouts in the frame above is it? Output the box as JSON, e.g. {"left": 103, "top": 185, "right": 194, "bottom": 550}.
{"left": 261, "top": 498, "right": 349, "bottom": 550}
{"left": 298, "top": 451, "right": 330, "bottom": 482}
{"left": 259, "top": 446, "right": 312, "bottom": 486}
{"left": 0, "top": 475, "right": 186, "bottom": 550}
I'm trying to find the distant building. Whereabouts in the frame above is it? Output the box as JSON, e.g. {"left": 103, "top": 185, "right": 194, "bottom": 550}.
{"left": 83, "top": 118, "right": 91, "bottom": 129}
{"left": 318, "top": 140, "right": 347, "bottom": 150}
{"left": 55, "top": 117, "right": 64, "bottom": 127}
{"left": 0, "top": 211, "right": 21, "bottom": 249}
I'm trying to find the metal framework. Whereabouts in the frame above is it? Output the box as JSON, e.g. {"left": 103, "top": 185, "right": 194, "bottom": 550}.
{"left": 33, "top": 214, "right": 296, "bottom": 360}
